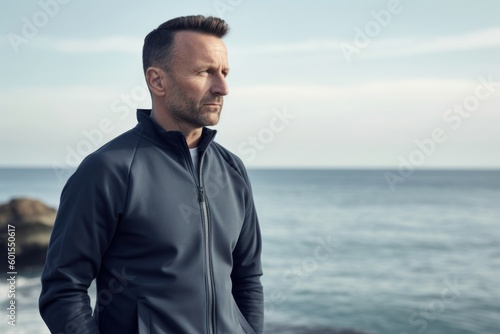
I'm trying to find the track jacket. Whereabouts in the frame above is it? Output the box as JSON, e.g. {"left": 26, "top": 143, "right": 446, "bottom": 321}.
{"left": 39, "top": 109, "right": 264, "bottom": 334}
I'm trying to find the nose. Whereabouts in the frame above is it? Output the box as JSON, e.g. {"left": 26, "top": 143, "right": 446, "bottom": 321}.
{"left": 210, "top": 73, "right": 229, "bottom": 97}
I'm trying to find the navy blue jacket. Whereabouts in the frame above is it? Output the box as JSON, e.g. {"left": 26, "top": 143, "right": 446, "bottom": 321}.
{"left": 39, "top": 109, "right": 263, "bottom": 334}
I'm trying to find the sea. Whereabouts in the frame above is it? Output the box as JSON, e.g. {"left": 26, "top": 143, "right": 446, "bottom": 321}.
{"left": 0, "top": 168, "right": 499, "bottom": 334}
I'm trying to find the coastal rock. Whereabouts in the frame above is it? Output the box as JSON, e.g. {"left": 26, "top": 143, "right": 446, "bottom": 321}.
{"left": 0, "top": 198, "right": 56, "bottom": 271}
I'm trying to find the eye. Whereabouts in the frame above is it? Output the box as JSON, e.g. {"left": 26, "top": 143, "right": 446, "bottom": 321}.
{"left": 197, "top": 69, "right": 210, "bottom": 76}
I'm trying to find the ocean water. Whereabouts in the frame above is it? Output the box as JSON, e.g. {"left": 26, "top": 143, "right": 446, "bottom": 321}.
{"left": 0, "top": 168, "right": 499, "bottom": 334}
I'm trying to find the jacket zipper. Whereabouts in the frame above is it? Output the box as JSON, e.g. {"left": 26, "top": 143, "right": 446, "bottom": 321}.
{"left": 197, "top": 154, "right": 216, "bottom": 334}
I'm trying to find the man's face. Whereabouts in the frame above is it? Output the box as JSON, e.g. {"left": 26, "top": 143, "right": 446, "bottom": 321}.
{"left": 163, "top": 31, "right": 229, "bottom": 129}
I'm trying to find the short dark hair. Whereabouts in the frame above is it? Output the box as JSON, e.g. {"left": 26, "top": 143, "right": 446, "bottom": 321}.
{"left": 142, "top": 15, "right": 230, "bottom": 74}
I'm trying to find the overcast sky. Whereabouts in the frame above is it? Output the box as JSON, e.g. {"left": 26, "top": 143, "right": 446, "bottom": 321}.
{"left": 1, "top": 0, "right": 499, "bottom": 169}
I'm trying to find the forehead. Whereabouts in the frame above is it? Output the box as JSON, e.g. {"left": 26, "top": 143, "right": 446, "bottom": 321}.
{"left": 171, "top": 31, "right": 228, "bottom": 66}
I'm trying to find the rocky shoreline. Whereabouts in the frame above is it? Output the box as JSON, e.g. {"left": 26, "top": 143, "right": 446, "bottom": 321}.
{"left": 0, "top": 198, "right": 56, "bottom": 271}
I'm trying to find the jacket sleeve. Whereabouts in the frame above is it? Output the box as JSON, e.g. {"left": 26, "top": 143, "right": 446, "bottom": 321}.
{"left": 231, "top": 166, "right": 264, "bottom": 334}
{"left": 39, "top": 154, "right": 128, "bottom": 333}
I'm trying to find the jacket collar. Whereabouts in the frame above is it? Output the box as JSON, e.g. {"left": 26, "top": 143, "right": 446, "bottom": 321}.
{"left": 134, "top": 109, "right": 217, "bottom": 153}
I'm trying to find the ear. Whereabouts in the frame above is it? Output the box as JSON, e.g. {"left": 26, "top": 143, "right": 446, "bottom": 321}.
{"left": 145, "top": 67, "right": 167, "bottom": 97}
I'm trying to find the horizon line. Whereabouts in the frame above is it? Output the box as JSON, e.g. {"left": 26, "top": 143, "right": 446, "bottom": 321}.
{"left": 1, "top": 165, "right": 499, "bottom": 171}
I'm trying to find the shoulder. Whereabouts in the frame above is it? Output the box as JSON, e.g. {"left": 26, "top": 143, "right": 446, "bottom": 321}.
{"left": 85, "top": 129, "right": 141, "bottom": 167}
{"left": 211, "top": 142, "right": 247, "bottom": 172}
{"left": 67, "top": 129, "right": 141, "bottom": 188}
{"left": 210, "top": 141, "right": 253, "bottom": 185}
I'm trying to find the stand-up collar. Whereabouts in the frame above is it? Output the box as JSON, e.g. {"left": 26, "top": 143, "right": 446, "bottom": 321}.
{"left": 134, "top": 109, "right": 217, "bottom": 152}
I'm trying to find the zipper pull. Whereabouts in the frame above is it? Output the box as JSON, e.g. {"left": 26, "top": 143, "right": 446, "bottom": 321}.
{"left": 198, "top": 186, "right": 205, "bottom": 203}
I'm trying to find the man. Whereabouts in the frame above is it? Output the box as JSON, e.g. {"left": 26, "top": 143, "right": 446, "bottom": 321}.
{"left": 39, "top": 15, "right": 264, "bottom": 334}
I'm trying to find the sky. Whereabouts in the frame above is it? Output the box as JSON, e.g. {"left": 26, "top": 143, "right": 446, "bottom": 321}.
{"left": 1, "top": 0, "right": 499, "bottom": 169}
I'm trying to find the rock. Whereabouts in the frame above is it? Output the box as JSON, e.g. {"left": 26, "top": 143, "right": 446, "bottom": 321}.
{"left": 0, "top": 198, "right": 56, "bottom": 271}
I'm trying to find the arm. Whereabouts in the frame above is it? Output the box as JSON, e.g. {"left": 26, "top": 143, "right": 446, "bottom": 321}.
{"left": 39, "top": 155, "right": 128, "bottom": 333}
{"left": 231, "top": 170, "right": 264, "bottom": 334}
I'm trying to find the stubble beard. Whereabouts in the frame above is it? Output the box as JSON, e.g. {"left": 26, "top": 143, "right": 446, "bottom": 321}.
{"left": 166, "top": 80, "right": 222, "bottom": 129}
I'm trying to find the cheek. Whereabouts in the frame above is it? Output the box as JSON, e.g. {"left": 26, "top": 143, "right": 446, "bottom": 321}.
{"left": 182, "top": 80, "right": 208, "bottom": 101}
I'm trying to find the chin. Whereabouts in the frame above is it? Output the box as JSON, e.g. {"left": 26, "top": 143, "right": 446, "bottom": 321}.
{"left": 205, "top": 117, "right": 220, "bottom": 127}
{"left": 203, "top": 110, "right": 221, "bottom": 126}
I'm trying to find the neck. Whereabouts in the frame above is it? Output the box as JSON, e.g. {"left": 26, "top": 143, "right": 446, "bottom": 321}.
{"left": 151, "top": 108, "right": 202, "bottom": 148}
{"left": 183, "top": 128, "right": 202, "bottom": 148}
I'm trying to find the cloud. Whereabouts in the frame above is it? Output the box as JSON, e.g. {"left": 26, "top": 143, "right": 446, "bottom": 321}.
{"left": 36, "top": 36, "right": 143, "bottom": 53}
{"left": 0, "top": 84, "right": 149, "bottom": 132}
{"left": 220, "top": 76, "right": 500, "bottom": 146}
{"left": 230, "top": 78, "right": 497, "bottom": 103}
{"left": 231, "top": 27, "right": 500, "bottom": 58}
{"left": 11, "top": 27, "right": 499, "bottom": 59}
{"left": 231, "top": 39, "right": 342, "bottom": 55}
{"left": 1, "top": 77, "right": 499, "bottom": 167}
{"left": 367, "top": 27, "right": 500, "bottom": 58}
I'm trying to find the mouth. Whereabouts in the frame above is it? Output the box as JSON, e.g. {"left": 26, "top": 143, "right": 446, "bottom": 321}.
{"left": 202, "top": 98, "right": 223, "bottom": 107}
{"left": 203, "top": 103, "right": 223, "bottom": 110}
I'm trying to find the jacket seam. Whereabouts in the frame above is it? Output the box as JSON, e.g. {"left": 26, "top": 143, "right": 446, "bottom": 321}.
{"left": 212, "top": 143, "right": 246, "bottom": 181}
{"left": 122, "top": 128, "right": 143, "bottom": 216}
